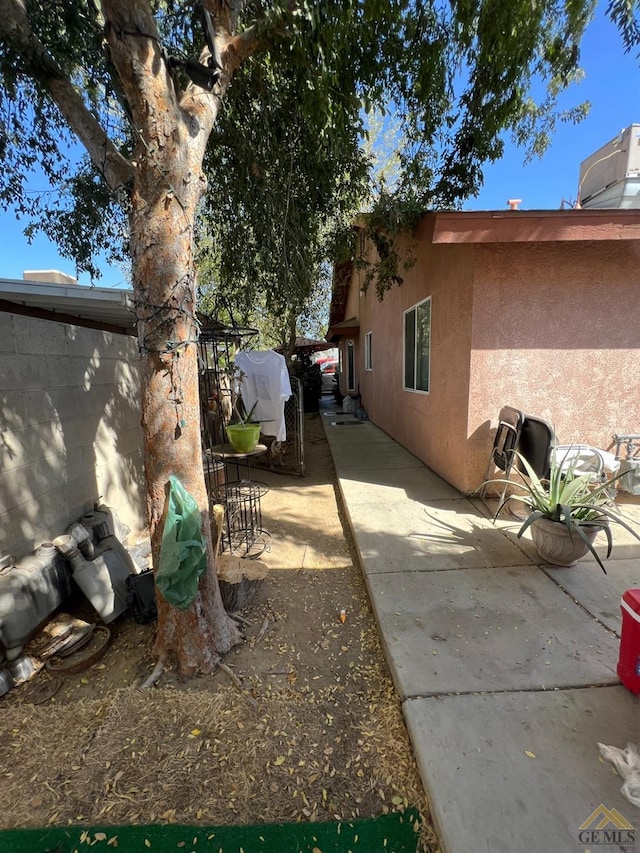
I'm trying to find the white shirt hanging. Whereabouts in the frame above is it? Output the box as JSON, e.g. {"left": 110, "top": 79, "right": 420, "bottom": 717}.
{"left": 234, "top": 350, "right": 292, "bottom": 442}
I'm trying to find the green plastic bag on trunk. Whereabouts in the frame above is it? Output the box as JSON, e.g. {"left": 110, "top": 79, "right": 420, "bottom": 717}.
{"left": 156, "top": 475, "right": 208, "bottom": 610}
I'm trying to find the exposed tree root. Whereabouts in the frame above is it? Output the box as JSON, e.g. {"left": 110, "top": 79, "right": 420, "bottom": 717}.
{"left": 255, "top": 617, "right": 270, "bottom": 644}
{"left": 141, "top": 658, "right": 165, "bottom": 688}
{"left": 219, "top": 662, "right": 258, "bottom": 708}
{"left": 219, "top": 661, "right": 243, "bottom": 691}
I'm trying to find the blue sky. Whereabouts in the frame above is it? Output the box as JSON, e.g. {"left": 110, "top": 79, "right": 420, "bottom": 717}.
{"left": 469, "top": 3, "right": 640, "bottom": 210}
{"left": 1, "top": 1, "right": 638, "bottom": 289}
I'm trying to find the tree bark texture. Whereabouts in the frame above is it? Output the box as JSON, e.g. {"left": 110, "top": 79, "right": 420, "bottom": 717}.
{"left": 102, "top": 0, "right": 244, "bottom": 674}
{"left": 130, "top": 153, "right": 241, "bottom": 675}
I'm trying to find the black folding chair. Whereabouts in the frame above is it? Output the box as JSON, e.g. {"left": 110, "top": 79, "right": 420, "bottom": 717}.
{"left": 517, "top": 414, "right": 554, "bottom": 480}
{"left": 479, "top": 406, "right": 525, "bottom": 505}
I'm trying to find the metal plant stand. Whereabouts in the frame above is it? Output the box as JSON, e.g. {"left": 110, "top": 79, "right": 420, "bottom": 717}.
{"left": 223, "top": 480, "right": 270, "bottom": 558}
{"left": 204, "top": 443, "right": 270, "bottom": 556}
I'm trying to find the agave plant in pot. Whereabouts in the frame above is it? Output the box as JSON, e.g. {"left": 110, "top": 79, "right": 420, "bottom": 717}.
{"left": 492, "top": 450, "right": 640, "bottom": 573}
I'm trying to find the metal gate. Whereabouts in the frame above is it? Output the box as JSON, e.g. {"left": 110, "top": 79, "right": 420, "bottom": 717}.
{"left": 251, "top": 375, "right": 305, "bottom": 477}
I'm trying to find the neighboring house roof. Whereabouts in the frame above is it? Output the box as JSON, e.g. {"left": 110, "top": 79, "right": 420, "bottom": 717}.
{"left": 0, "top": 278, "right": 263, "bottom": 342}
{"left": 327, "top": 317, "right": 360, "bottom": 343}
{"left": 0, "top": 277, "right": 136, "bottom": 336}
{"left": 274, "top": 337, "right": 334, "bottom": 354}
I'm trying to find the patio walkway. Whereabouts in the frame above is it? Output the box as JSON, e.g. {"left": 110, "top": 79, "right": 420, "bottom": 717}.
{"left": 321, "top": 406, "right": 640, "bottom": 853}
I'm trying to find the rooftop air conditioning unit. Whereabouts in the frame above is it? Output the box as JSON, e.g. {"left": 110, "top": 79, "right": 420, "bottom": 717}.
{"left": 578, "top": 124, "right": 640, "bottom": 209}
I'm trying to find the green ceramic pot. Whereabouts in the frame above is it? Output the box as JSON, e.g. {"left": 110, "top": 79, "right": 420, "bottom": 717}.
{"left": 226, "top": 423, "right": 260, "bottom": 453}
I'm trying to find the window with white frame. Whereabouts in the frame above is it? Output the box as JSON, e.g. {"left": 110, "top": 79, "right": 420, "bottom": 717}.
{"left": 364, "top": 331, "right": 372, "bottom": 371}
{"left": 403, "top": 297, "right": 431, "bottom": 393}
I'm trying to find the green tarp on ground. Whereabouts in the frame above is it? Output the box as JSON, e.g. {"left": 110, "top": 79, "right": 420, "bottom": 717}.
{"left": 0, "top": 810, "right": 421, "bottom": 852}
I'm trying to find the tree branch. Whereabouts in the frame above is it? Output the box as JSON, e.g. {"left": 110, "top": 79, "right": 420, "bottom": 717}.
{"left": 204, "top": 0, "right": 293, "bottom": 73}
{"left": 223, "top": 25, "right": 262, "bottom": 74}
{"left": 101, "top": 0, "right": 183, "bottom": 132}
{"left": 0, "top": 0, "right": 134, "bottom": 192}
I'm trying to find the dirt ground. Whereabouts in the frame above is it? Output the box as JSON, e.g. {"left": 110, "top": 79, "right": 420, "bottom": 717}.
{"left": 0, "top": 412, "right": 439, "bottom": 851}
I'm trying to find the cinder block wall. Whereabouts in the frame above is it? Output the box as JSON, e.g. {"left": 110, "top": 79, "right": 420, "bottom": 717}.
{"left": 0, "top": 312, "right": 146, "bottom": 559}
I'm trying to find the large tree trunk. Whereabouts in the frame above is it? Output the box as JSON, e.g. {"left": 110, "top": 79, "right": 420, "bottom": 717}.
{"left": 95, "top": 0, "right": 255, "bottom": 677}
{"left": 100, "top": 0, "right": 263, "bottom": 676}
{"left": 1, "top": 0, "right": 259, "bottom": 675}
{"left": 131, "top": 144, "right": 240, "bottom": 676}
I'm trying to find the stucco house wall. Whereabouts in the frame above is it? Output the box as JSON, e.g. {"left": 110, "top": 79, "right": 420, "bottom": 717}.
{"left": 354, "top": 234, "right": 475, "bottom": 488}
{"left": 329, "top": 210, "right": 640, "bottom": 494}
{"left": 467, "top": 239, "right": 640, "bottom": 489}
{"left": 0, "top": 311, "right": 146, "bottom": 559}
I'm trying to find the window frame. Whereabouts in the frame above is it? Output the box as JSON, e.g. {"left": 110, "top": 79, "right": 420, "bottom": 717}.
{"left": 403, "top": 297, "right": 431, "bottom": 394}
{"left": 364, "top": 331, "right": 372, "bottom": 372}
{"left": 346, "top": 339, "right": 356, "bottom": 391}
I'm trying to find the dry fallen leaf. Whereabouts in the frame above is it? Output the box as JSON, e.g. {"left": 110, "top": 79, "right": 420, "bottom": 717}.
{"left": 524, "top": 750, "right": 536, "bottom": 759}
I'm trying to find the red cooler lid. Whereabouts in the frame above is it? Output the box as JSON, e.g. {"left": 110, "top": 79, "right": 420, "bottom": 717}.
{"left": 622, "top": 588, "right": 640, "bottom": 613}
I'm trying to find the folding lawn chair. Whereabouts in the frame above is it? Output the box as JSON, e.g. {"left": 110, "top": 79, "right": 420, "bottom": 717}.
{"left": 479, "top": 406, "right": 525, "bottom": 506}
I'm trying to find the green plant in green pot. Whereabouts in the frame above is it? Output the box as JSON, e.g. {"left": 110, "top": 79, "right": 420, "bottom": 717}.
{"left": 226, "top": 400, "right": 260, "bottom": 453}
{"left": 489, "top": 450, "right": 640, "bottom": 572}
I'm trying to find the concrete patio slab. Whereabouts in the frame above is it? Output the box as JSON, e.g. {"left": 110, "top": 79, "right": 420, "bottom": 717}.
{"left": 338, "top": 467, "right": 460, "bottom": 505}
{"left": 403, "top": 687, "right": 640, "bottom": 853}
{"left": 349, "top": 499, "right": 533, "bottom": 573}
{"left": 319, "top": 406, "right": 640, "bottom": 852}
{"left": 323, "top": 420, "right": 393, "bottom": 445}
{"left": 328, "top": 442, "right": 426, "bottom": 472}
{"left": 366, "top": 567, "right": 620, "bottom": 698}
{"left": 542, "top": 558, "right": 640, "bottom": 633}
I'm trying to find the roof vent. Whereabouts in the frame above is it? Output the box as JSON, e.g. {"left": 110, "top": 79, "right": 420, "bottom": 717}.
{"left": 507, "top": 199, "right": 522, "bottom": 211}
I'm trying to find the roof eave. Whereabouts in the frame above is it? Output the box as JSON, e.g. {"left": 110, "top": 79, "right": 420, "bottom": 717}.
{"left": 417, "top": 208, "right": 640, "bottom": 245}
